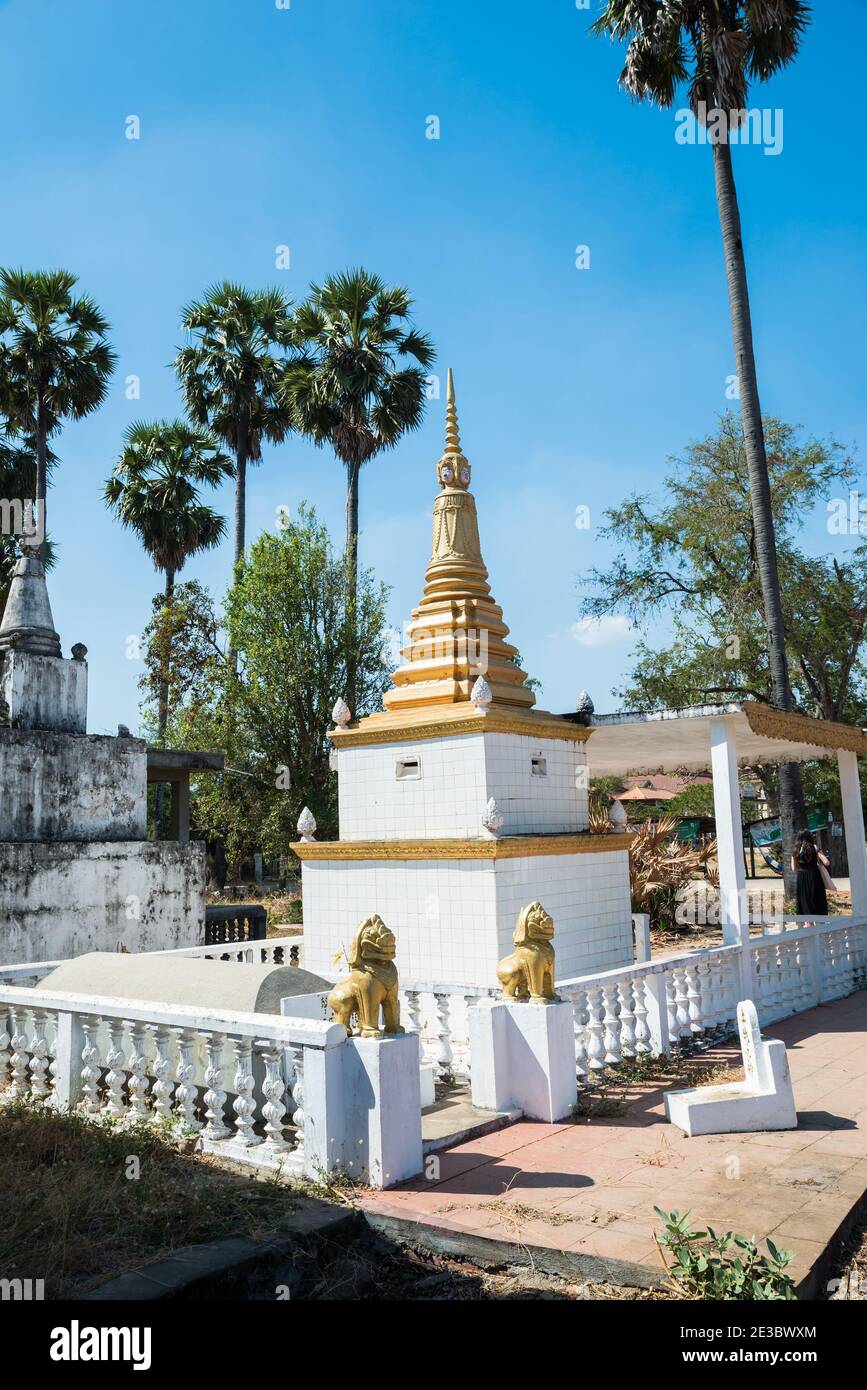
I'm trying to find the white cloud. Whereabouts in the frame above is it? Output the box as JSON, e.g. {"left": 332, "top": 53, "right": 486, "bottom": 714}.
{"left": 569, "top": 616, "right": 634, "bottom": 648}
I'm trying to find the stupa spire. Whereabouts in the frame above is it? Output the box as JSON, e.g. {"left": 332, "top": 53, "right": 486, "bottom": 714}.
{"left": 0, "top": 550, "right": 62, "bottom": 657}
{"left": 383, "top": 370, "right": 535, "bottom": 714}
{"left": 436, "top": 368, "right": 471, "bottom": 492}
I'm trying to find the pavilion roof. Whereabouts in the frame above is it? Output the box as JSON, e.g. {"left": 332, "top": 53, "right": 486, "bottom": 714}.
{"left": 583, "top": 701, "right": 867, "bottom": 777}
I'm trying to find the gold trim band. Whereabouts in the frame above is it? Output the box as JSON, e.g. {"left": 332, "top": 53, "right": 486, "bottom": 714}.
{"left": 292, "top": 832, "right": 631, "bottom": 861}
{"left": 741, "top": 700, "right": 867, "bottom": 757}
{"left": 330, "top": 711, "right": 592, "bottom": 749}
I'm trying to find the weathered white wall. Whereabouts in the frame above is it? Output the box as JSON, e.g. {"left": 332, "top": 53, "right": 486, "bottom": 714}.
{"left": 0, "top": 731, "right": 147, "bottom": 841}
{"left": 0, "top": 650, "right": 87, "bottom": 733}
{"left": 336, "top": 732, "right": 589, "bottom": 840}
{"left": 0, "top": 840, "right": 205, "bottom": 965}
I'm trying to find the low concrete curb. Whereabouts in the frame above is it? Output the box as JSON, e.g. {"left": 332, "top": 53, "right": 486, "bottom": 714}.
{"left": 361, "top": 1208, "right": 664, "bottom": 1290}
{"left": 82, "top": 1200, "right": 359, "bottom": 1301}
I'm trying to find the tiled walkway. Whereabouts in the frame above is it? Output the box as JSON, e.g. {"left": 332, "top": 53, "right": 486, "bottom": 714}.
{"left": 359, "top": 991, "right": 867, "bottom": 1293}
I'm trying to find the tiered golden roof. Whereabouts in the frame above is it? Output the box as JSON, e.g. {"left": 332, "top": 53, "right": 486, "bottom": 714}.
{"left": 382, "top": 369, "right": 535, "bottom": 714}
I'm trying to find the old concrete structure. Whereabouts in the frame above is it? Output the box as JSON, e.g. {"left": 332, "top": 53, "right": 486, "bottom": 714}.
{"left": 0, "top": 551, "right": 207, "bottom": 963}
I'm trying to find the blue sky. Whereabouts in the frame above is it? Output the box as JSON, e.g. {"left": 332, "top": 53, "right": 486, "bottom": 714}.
{"left": 2, "top": 0, "right": 865, "bottom": 734}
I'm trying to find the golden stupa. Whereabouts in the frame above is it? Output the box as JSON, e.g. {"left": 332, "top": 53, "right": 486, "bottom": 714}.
{"left": 383, "top": 369, "right": 535, "bottom": 714}
{"left": 330, "top": 370, "right": 588, "bottom": 748}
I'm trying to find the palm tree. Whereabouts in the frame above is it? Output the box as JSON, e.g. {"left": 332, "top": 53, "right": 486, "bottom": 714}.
{"left": 174, "top": 283, "right": 296, "bottom": 572}
{"left": 0, "top": 268, "right": 116, "bottom": 563}
{"left": 285, "top": 268, "right": 435, "bottom": 709}
{"left": 104, "top": 419, "right": 232, "bottom": 759}
{"left": 0, "top": 427, "right": 58, "bottom": 610}
{"left": 591, "top": 1, "right": 810, "bottom": 892}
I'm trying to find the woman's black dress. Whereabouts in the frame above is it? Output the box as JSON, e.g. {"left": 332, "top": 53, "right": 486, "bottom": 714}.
{"left": 796, "top": 854, "right": 828, "bottom": 915}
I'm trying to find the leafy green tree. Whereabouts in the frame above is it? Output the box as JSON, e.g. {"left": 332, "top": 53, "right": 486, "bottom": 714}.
{"left": 0, "top": 268, "right": 116, "bottom": 561}
{"left": 285, "top": 268, "right": 434, "bottom": 709}
{"left": 104, "top": 419, "right": 231, "bottom": 758}
{"left": 175, "top": 283, "right": 297, "bottom": 571}
{"left": 582, "top": 414, "right": 865, "bottom": 856}
{"left": 591, "top": 2, "right": 811, "bottom": 887}
{"left": 146, "top": 507, "right": 391, "bottom": 873}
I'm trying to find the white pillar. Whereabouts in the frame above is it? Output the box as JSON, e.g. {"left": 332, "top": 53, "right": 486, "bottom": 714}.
{"left": 710, "top": 718, "right": 752, "bottom": 996}
{"left": 837, "top": 749, "right": 867, "bottom": 916}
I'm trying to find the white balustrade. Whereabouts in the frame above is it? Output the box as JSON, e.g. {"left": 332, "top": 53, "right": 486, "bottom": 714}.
{"left": 0, "top": 985, "right": 342, "bottom": 1178}
{"left": 2, "top": 916, "right": 866, "bottom": 1128}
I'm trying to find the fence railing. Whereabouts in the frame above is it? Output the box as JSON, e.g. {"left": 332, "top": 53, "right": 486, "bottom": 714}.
{"left": 204, "top": 903, "right": 268, "bottom": 946}
{"left": 127, "top": 915, "right": 867, "bottom": 1086}
{"left": 3, "top": 917, "right": 865, "bottom": 1122}
{"left": 154, "top": 940, "right": 301, "bottom": 967}
{"left": 0, "top": 984, "right": 342, "bottom": 1174}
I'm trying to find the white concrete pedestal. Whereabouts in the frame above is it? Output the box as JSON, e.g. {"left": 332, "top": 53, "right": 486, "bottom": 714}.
{"left": 469, "top": 998, "right": 577, "bottom": 1122}
{"left": 342, "top": 1031, "right": 423, "bottom": 1187}
{"left": 665, "top": 1000, "right": 797, "bottom": 1137}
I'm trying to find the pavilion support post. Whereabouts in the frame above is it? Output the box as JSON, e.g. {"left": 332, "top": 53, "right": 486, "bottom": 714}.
{"left": 838, "top": 750, "right": 867, "bottom": 917}
{"left": 710, "top": 718, "right": 753, "bottom": 998}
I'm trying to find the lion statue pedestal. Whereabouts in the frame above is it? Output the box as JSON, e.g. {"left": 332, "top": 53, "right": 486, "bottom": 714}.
{"left": 468, "top": 900, "right": 576, "bottom": 1123}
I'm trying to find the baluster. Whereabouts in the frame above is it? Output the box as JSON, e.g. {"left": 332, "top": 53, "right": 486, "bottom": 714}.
{"left": 26, "top": 1009, "right": 50, "bottom": 1101}
{"left": 572, "top": 990, "right": 589, "bottom": 1082}
{"left": 9, "top": 1010, "right": 30, "bottom": 1098}
{"left": 150, "top": 1026, "right": 174, "bottom": 1123}
{"left": 104, "top": 1020, "right": 128, "bottom": 1119}
{"left": 722, "top": 959, "right": 739, "bottom": 1030}
{"left": 665, "top": 972, "right": 681, "bottom": 1046}
{"left": 618, "top": 978, "right": 636, "bottom": 1059}
{"left": 794, "top": 938, "right": 812, "bottom": 1013}
{"left": 404, "top": 990, "right": 423, "bottom": 1034}
{"left": 586, "top": 987, "right": 606, "bottom": 1072}
{"left": 696, "top": 960, "right": 713, "bottom": 1034}
{"left": 0, "top": 1019, "right": 11, "bottom": 1090}
{"left": 461, "top": 994, "right": 476, "bottom": 1080}
{"left": 602, "top": 984, "right": 621, "bottom": 1066}
{"left": 127, "top": 1023, "right": 150, "bottom": 1119}
{"left": 685, "top": 963, "right": 703, "bottom": 1036}
{"left": 782, "top": 943, "right": 797, "bottom": 1015}
{"left": 173, "top": 1028, "right": 202, "bottom": 1132}
{"left": 633, "top": 976, "right": 651, "bottom": 1055}
{"left": 433, "top": 992, "right": 453, "bottom": 1081}
{"left": 260, "top": 1046, "right": 288, "bottom": 1152}
{"left": 673, "top": 967, "right": 690, "bottom": 1046}
{"left": 287, "top": 1044, "right": 305, "bottom": 1163}
{"left": 80, "top": 1016, "right": 102, "bottom": 1114}
{"left": 203, "top": 1033, "right": 230, "bottom": 1140}
{"left": 231, "top": 1037, "right": 261, "bottom": 1147}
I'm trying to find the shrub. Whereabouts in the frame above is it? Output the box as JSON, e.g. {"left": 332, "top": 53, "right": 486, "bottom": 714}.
{"left": 654, "top": 1207, "right": 796, "bottom": 1300}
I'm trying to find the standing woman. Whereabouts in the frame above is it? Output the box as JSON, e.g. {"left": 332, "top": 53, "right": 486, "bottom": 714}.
{"left": 791, "top": 831, "right": 830, "bottom": 918}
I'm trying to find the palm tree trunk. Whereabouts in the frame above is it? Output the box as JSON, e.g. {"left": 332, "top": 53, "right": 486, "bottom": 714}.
{"left": 36, "top": 391, "right": 48, "bottom": 566}
{"left": 233, "top": 438, "right": 247, "bottom": 573}
{"left": 154, "top": 567, "right": 175, "bottom": 839}
{"left": 713, "top": 134, "right": 805, "bottom": 898}
{"left": 345, "top": 457, "right": 361, "bottom": 712}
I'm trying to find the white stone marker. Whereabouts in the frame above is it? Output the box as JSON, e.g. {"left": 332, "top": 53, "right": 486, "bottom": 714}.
{"left": 665, "top": 1000, "right": 797, "bottom": 1137}
{"left": 469, "top": 998, "right": 577, "bottom": 1123}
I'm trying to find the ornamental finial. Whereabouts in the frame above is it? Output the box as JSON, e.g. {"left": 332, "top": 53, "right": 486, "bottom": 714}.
{"left": 437, "top": 368, "right": 471, "bottom": 491}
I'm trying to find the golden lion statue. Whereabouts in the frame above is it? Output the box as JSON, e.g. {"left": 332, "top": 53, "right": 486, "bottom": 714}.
{"left": 327, "top": 915, "right": 404, "bottom": 1037}
{"left": 496, "top": 901, "right": 559, "bottom": 1002}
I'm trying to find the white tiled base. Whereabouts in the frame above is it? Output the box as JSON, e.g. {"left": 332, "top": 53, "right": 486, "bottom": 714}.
{"left": 302, "top": 849, "right": 633, "bottom": 986}
{"left": 335, "top": 732, "right": 589, "bottom": 840}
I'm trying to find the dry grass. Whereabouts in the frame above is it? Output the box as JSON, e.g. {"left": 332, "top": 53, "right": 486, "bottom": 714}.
{"left": 0, "top": 1098, "right": 303, "bottom": 1298}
